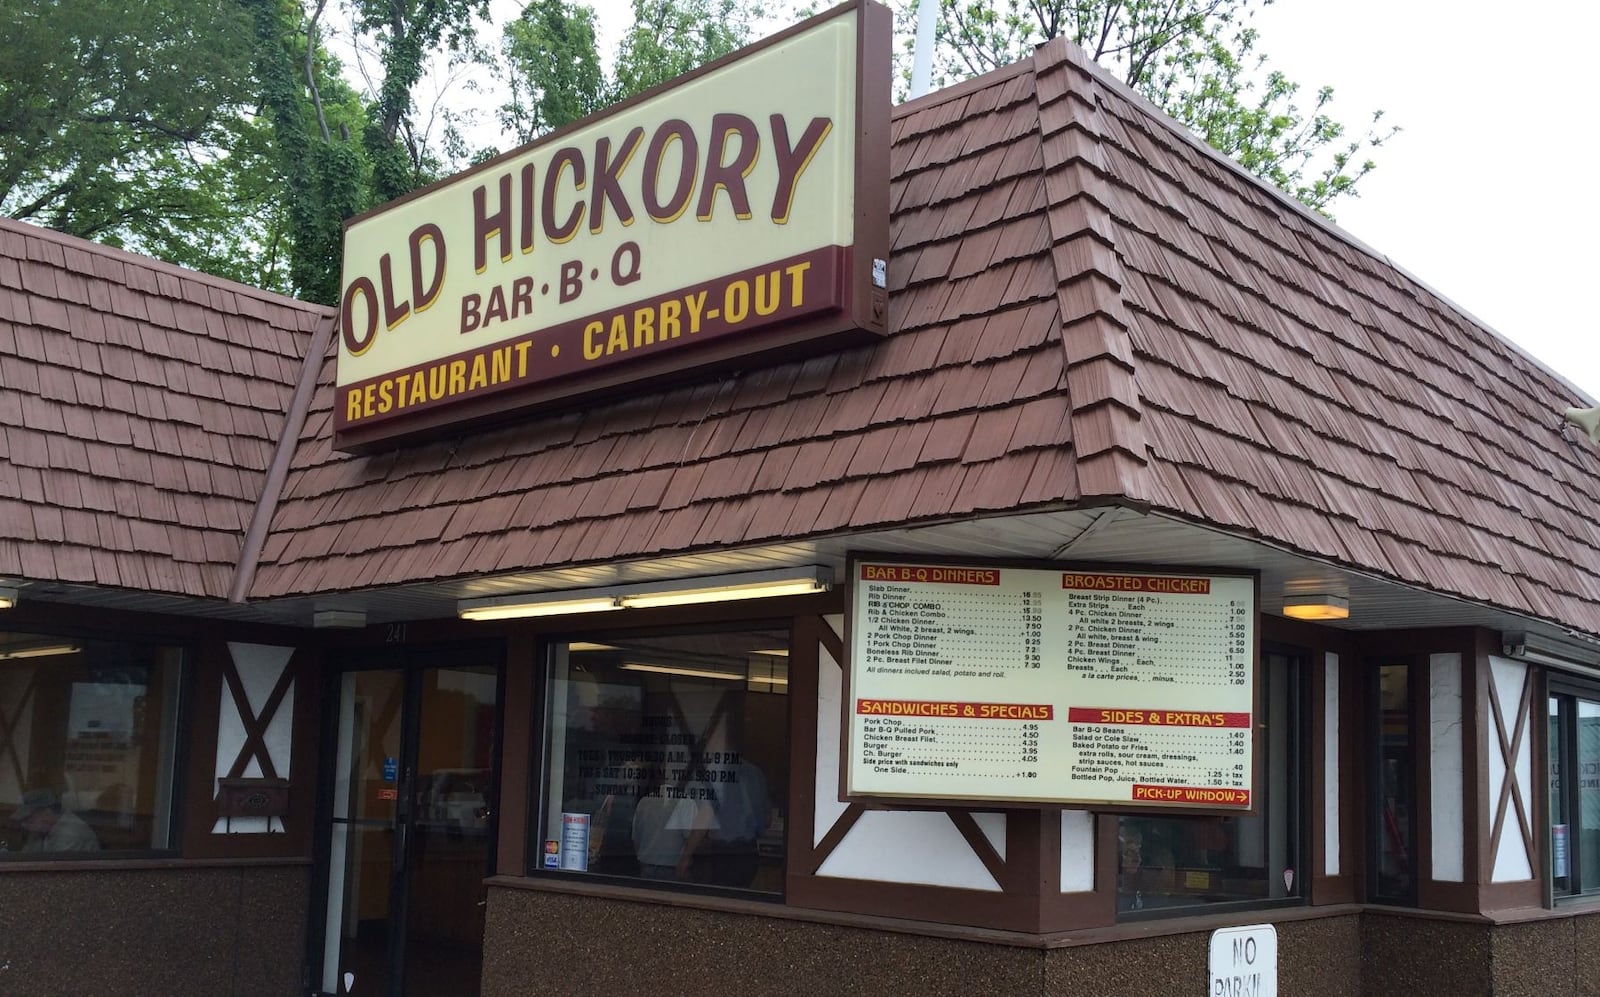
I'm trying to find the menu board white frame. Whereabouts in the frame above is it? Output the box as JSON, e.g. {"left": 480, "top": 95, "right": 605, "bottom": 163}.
{"left": 843, "top": 555, "right": 1259, "bottom": 812}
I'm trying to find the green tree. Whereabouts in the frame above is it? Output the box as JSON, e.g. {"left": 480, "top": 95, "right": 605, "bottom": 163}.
{"left": 915, "top": 0, "right": 1394, "bottom": 213}
{"left": 501, "top": 0, "right": 608, "bottom": 142}
{"left": 346, "top": 0, "right": 491, "bottom": 202}
{"left": 0, "top": 0, "right": 261, "bottom": 252}
{"left": 611, "top": 0, "right": 757, "bottom": 98}
{"left": 498, "top": 0, "right": 764, "bottom": 147}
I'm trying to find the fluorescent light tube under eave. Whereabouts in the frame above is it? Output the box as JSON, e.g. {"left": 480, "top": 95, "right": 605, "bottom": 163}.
{"left": 0, "top": 644, "right": 80, "bottom": 660}
{"left": 620, "top": 578, "right": 828, "bottom": 609}
{"left": 618, "top": 662, "right": 746, "bottom": 681}
{"left": 459, "top": 597, "right": 622, "bottom": 621}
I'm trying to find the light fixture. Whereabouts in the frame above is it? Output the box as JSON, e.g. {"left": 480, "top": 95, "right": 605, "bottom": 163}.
{"left": 0, "top": 643, "right": 80, "bottom": 660}
{"left": 313, "top": 608, "right": 368, "bottom": 629}
{"left": 459, "top": 567, "right": 831, "bottom": 621}
{"left": 459, "top": 592, "right": 623, "bottom": 621}
{"left": 1282, "top": 594, "right": 1349, "bottom": 621}
{"left": 0, "top": 584, "right": 16, "bottom": 610}
{"left": 1501, "top": 631, "right": 1600, "bottom": 669}
{"left": 618, "top": 661, "right": 746, "bottom": 682}
{"left": 616, "top": 567, "right": 831, "bottom": 609}
{"left": 1565, "top": 405, "right": 1600, "bottom": 444}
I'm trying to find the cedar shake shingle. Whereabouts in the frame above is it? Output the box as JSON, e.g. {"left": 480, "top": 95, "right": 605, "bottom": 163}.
{"left": 0, "top": 218, "right": 328, "bottom": 599}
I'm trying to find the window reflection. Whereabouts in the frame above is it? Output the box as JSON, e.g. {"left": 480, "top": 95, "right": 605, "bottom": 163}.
{"left": 1116, "top": 649, "right": 1301, "bottom": 914}
{"left": 0, "top": 634, "right": 182, "bottom": 856}
{"left": 541, "top": 629, "right": 788, "bottom": 894}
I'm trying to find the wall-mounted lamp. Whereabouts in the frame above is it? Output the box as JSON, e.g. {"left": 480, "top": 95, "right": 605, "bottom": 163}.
{"left": 458, "top": 567, "right": 831, "bottom": 622}
{"left": 0, "top": 584, "right": 16, "bottom": 610}
{"left": 313, "top": 608, "right": 368, "bottom": 629}
{"left": 1282, "top": 594, "right": 1349, "bottom": 621}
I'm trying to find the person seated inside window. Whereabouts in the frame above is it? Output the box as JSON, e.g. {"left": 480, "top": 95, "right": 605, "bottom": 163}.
{"left": 631, "top": 768, "right": 714, "bottom": 882}
{"left": 10, "top": 790, "right": 101, "bottom": 854}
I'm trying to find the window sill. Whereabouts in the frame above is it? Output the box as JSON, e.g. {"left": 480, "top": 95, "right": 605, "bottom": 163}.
{"left": 0, "top": 854, "right": 311, "bottom": 873}
{"left": 487, "top": 874, "right": 1365, "bottom": 948}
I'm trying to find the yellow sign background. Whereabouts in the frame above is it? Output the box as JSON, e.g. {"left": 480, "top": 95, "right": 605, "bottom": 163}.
{"left": 336, "top": 14, "right": 858, "bottom": 389}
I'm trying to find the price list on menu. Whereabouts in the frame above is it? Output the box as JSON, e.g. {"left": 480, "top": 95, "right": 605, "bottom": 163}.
{"left": 847, "top": 560, "right": 1255, "bottom": 809}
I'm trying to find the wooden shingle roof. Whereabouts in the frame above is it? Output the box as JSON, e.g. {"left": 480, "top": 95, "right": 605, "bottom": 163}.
{"left": 251, "top": 62, "right": 1083, "bottom": 600}
{"left": 249, "top": 39, "right": 1600, "bottom": 640}
{"left": 1029, "top": 38, "right": 1600, "bottom": 632}
{"left": 0, "top": 218, "right": 331, "bottom": 600}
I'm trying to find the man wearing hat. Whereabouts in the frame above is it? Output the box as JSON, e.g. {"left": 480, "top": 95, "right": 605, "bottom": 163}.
{"left": 11, "top": 790, "right": 100, "bottom": 853}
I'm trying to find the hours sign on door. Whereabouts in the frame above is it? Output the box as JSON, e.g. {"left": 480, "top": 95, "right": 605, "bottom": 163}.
{"left": 847, "top": 559, "right": 1256, "bottom": 809}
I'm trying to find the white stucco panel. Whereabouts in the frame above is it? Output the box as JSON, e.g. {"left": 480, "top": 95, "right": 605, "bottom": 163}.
{"left": 212, "top": 643, "right": 295, "bottom": 835}
{"left": 1429, "top": 653, "right": 1465, "bottom": 882}
{"left": 972, "top": 811, "right": 1006, "bottom": 860}
{"left": 816, "top": 810, "right": 1001, "bottom": 890}
{"left": 1060, "top": 810, "right": 1095, "bottom": 892}
{"left": 1488, "top": 655, "right": 1533, "bottom": 882}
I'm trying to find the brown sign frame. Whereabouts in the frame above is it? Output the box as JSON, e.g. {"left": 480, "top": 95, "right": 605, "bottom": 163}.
{"left": 333, "top": 0, "right": 892, "bottom": 453}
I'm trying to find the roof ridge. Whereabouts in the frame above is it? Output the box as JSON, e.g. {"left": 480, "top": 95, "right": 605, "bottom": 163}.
{"left": 0, "top": 216, "right": 333, "bottom": 319}
{"left": 230, "top": 314, "right": 338, "bottom": 604}
{"left": 1031, "top": 37, "right": 1151, "bottom": 504}
{"left": 893, "top": 59, "right": 1033, "bottom": 120}
{"left": 1026, "top": 38, "right": 1592, "bottom": 407}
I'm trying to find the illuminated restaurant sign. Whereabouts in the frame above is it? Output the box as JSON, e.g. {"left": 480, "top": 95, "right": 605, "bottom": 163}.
{"left": 334, "top": 0, "right": 890, "bottom": 451}
{"left": 846, "top": 558, "right": 1257, "bottom": 810}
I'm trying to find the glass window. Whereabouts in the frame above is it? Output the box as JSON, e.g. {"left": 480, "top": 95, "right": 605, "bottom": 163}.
{"left": 1369, "top": 662, "right": 1416, "bottom": 904}
{"left": 1549, "top": 687, "right": 1600, "bottom": 899}
{"left": 538, "top": 627, "right": 788, "bottom": 894}
{"left": 0, "top": 632, "right": 184, "bottom": 856}
{"left": 1117, "top": 649, "right": 1304, "bottom": 915}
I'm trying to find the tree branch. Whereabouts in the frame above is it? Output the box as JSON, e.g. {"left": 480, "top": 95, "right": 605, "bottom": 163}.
{"left": 305, "top": 0, "right": 332, "bottom": 143}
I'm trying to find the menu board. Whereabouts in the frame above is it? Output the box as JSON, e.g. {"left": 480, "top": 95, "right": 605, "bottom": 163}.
{"left": 847, "top": 559, "right": 1255, "bottom": 809}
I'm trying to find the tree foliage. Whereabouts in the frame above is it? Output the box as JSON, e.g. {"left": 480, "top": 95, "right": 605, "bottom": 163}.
{"left": 499, "top": 0, "right": 761, "bottom": 146}
{"left": 918, "top": 0, "right": 1393, "bottom": 213}
{"left": 611, "top": 0, "right": 756, "bottom": 99}
{"left": 345, "top": 0, "right": 490, "bottom": 201}
{"left": 500, "top": 0, "right": 608, "bottom": 142}
{"left": 0, "top": 0, "right": 260, "bottom": 252}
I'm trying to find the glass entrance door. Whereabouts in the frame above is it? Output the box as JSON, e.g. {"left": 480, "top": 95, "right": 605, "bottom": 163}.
{"left": 316, "top": 649, "right": 500, "bottom": 997}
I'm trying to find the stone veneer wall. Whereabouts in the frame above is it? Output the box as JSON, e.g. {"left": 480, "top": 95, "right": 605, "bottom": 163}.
{"left": 485, "top": 887, "right": 1600, "bottom": 997}
{"left": 1361, "top": 910, "right": 1600, "bottom": 997}
{"left": 0, "top": 865, "right": 308, "bottom": 997}
{"left": 483, "top": 887, "right": 1363, "bottom": 997}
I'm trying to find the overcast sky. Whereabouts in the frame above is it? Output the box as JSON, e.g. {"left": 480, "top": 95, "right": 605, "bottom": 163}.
{"left": 470, "top": 1, "right": 1599, "bottom": 402}
{"left": 1238, "top": 1, "right": 1600, "bottom": 403}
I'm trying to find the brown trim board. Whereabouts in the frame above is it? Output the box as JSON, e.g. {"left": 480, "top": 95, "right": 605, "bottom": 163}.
{"left": 229, "top": 313, "right": 337, "bottom": 604}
